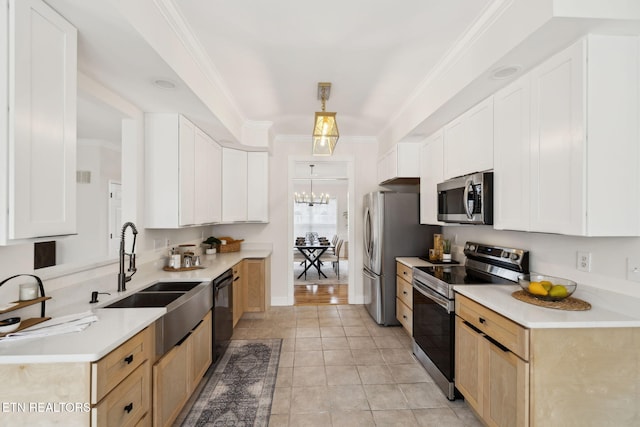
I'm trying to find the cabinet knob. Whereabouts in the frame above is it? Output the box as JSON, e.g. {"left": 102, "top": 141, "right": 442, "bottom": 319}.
{"left": 403, "top": 291, "right": 408, "bottom": 295}
{"left": 124, "top": 402, "right": 133, "bottom": 414}
{"left": 479, "top": 317, "right": 486, "bottom": 324}
{"left": 124, "top": 354, "right": 134, "bottom": 364}
{"left": 403, "top": 315, "right": 408, "bottom": 319}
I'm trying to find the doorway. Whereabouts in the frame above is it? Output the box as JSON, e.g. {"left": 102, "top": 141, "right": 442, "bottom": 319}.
{"left": 288, "top": 159, "right": 355, "bottom": 306}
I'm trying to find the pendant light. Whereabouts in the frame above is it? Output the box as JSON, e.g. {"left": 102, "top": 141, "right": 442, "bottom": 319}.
{"left": 312, "top": 82, "right": 339, "bottom": 156}
{"left": 294, "top": 165, "right": 329, "bottom": 206}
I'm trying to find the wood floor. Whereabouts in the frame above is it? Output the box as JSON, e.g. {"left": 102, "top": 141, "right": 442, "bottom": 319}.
{"left": 294, "top": 284, "right": 348, "bottom": 305}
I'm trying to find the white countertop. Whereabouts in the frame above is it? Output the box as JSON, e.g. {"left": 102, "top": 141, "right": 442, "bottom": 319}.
{"left": 455, "top": 284, "right": 640, "bottom": 329}
{"left": 0, "top": 249, "right": 271, "bottom": 363}
{"left": 396, "top": 257, "right": 436, "bottom": 268}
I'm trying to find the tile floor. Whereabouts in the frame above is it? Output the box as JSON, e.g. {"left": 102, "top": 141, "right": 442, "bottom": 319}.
{"left": 231, "top": 304, "right": 483, "bottom": 427}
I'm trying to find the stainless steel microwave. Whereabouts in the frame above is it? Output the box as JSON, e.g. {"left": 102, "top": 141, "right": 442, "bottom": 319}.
{"left": 437, "top": 171, "right": 493, "bottom": 225}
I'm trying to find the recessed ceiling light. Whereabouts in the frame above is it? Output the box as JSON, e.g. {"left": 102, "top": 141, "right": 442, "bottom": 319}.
{"left": 153, "top": 79, "right": 177, "bottom": 89}
{"left": 491, "top": 65, "right": 521, "bottom": 80}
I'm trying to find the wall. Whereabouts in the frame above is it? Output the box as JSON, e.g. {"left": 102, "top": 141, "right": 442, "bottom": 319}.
{"left": 212, "top": 137, "right": 379, "bottom": 305}
{"left": 444, "top": 226, "right": 640, "bottom": 298}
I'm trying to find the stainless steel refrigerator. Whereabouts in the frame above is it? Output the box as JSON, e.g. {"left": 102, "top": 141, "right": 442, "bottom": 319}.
{"left": 363, "top": 192, "right": 441, "bottom": 325}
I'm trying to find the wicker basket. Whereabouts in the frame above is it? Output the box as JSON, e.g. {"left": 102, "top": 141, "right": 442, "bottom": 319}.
{"left": 217, "top": 236, "right": 243, "bottom": 253}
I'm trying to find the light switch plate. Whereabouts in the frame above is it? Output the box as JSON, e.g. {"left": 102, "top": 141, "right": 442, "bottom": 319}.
{"left": 627, "top": 257, "right": 640, "bottom": 283}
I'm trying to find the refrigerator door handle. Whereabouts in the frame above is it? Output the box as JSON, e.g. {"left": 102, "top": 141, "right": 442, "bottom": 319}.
{"left": 363, "top": 267, "right": 378, "bottom": 280}
{"left": 364, "top": 207, "right": 373, "bottom": 261}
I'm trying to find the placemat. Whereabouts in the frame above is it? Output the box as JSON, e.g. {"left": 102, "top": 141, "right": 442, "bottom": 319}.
{"left": 512, "top": 290, "right": 592, "bottom": 311}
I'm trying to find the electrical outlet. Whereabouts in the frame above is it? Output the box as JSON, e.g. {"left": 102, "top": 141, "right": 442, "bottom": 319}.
{"left": 627, "top": 257, "right": 640, "bottom": 283}
{"left": 165, "top": 239, "right": 171, "bottom": 248}
{"left": 577, "top": 251, "right": 591, "bottom": 272}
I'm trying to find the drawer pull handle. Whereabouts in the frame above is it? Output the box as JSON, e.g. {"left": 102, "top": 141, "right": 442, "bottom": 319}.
{"left": 124, "top": 354, "right": 134, "bottom": 364}
{"left": 403, "top": 315, "right": 408, "bottom": 319}
{"left": 403, "top": 271, "right": 408, "bottom": 275}
{"left": 479, "top": 318, "right": 486, "bottom": 324}
{"left": 403, "top": 291, "right": 408, "bottom": 295}
{"left": 124, "top": 402, "right": 134, "bottom": 414}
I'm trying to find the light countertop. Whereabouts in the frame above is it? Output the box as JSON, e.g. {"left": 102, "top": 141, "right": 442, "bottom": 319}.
{"left": 455, "top": 284, "right": 640, "bottom": 329}
{"left": 0, "top": 249, "right": 271, "bottom": 363}
{"left": 396, "top": 257, "right": 437, "bottom": 268}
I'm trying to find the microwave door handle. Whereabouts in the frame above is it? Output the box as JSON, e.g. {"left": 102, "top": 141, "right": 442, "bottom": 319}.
{"left": 463, "top": 178, "right": 473, "bottom": 219}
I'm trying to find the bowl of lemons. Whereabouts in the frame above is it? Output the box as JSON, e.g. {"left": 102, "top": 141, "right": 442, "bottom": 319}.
{"left": 518, "top": 274, "right": 577, "bottom": 301}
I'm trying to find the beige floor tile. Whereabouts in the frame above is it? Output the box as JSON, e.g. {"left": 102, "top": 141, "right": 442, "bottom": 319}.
{"left": 295, "top": 308, "right": 319, "bottom": 319}
{"left": 320, "top": 326, "right": 346, "bottom": 337}
{"left": 323, "top": 349, "right": 355, "bottom": 366}
{"left": 288, "top": 411, "right": 332, "bottom": 426}
{"left": 339, "top": 309, "right": 361, "bottom": 319}
{"left": 292, "top": 366, "right": 327, "bottom": 386}
{"left": 296, "top": 318, "right": 320, "bottom": 328}
{"left": 367, "top": 325, "right": 400, "bottom": 337}
{"left": 279, "top": 351, "right": 294, "bottom": 368}
{"left": 373, "top": 335, "right": 404, "bottom": 349}
{"left": 271, "top": 327, "right": 296, "bottom": 339}
{"left": 357, "top": 365, "right": 395, "bottom": 384}
{"left": 281, "top": 338, "right": 296, "bottom": 352}
{"left": 340, "top": 317, "right": 366, "bottom": 327}
{"left": 319, "top": 316, "right": 343, "bottom": 326}
{"left": 351, "top": 348, "right": 385, "bottom": 366}
{"left": 275, "top": 367, "right": 293, "bottom": 388}
{"left": 329, "top": 384, "right": 370, "bottom": 411}
{"left": 318, "top": 309, "right": 340, "bottom": 318}
{"left": 294, "top": 350, "right": 324, "bottom": 367}
{"left": 325, "top": 365, "right": 362, "bottom": 385}
{"left": 343, "top": 326, "right": 370, "bottom": 337}
{"left": 371, "top": 409, "right": 419, "bottom": 426}
{"left": 380, "top": 348, "right": 416, "bottom": 364}
{"left": 295, "top": 337, "right": 322, "bottom": 351}
{"left": 231, "top": 328, "right": 251, "bottom": 339}
{"left": 348, "top": 336, "right": 377, "bottom": 350}
{"left": 274, "top": 318, "right": 298, "bottom": 328}
{"left": 412, "top": 408, "right": 465, "bottom": 427}
{"left": 321, "top": 336, "right": 350, "bottom": 350}
{"left": 388, "top": 364, "right": 431, "bottom": 383}
{"left": 296, "top": 327, "right": 321, "bottom": 338}
{"left": 331, "top": 410, "right": 375, "bottom": 427}
{"left": 317, "top": 305, "right": 338, "bottom": 312}
{"left": 270, "top": 387, "right": 292, "bottom": 414}
{"left": 450, "top": 405, "right": 484, "bottom": 427}
{"left": 290, "top": 386, "right": 330, "bottom": 413}
{"left": 268, "top": 413, "right": 289, "bottom": 427}
{"left": 363, "top": 384, "right": 410, "bottom": 410}
{"left": 399, "top": 383, "right": 451, "bottom": 409}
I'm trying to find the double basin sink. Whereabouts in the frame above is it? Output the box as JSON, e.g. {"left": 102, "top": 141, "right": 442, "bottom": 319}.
{"left": 105, "top": 280, "right": 213, "bottom": 357}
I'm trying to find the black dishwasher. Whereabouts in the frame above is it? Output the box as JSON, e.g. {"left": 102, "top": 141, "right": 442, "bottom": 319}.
{"left": 213, "top": 269, "right": 234, "bottom": 362}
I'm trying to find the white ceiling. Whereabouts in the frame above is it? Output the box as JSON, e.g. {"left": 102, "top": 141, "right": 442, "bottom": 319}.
{"left": 46, "top": 0, "right": 494, "bottom": 144}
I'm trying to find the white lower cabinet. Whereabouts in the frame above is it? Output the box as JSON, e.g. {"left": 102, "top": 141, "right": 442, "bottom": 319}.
{"left": 1, "top": 0, "right": 78, "bottom": 244}
{"left": 419, "top": 131, "right": 444, "bottom": 225}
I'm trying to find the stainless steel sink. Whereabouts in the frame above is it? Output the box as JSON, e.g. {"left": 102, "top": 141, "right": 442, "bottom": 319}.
{"left": 139, "top": 281, "right": 201, "bottom": 292}
{"left": 104, "top": 292, "right": 184, "bottom": 308}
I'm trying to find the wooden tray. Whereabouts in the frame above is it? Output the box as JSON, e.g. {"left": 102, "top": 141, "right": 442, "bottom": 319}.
{"left": 0, "top": 317, "right": 52, "bottom": 338}
{"left": 162, "top": 266, "right": 206, "bottom": 272}
{"left": 512, "top": 290, "right": 591, "bottom": 311}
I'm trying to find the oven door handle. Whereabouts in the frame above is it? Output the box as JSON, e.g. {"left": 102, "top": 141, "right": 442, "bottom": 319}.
{"left": 413, "top": 279, "right": 454, "bottom": 313}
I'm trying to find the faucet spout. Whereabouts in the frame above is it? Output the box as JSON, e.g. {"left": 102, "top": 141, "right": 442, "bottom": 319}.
{"left": 117, "top": 222, "right": 138, "bottom": 292}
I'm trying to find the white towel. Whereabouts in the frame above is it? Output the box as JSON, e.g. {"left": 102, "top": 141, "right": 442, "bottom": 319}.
{"left": 0, "top": 311, "right": 98, "bottom": 342}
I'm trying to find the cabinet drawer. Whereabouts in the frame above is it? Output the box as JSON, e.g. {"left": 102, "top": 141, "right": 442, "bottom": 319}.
{"left": 396, "top": 262, "right": 413, "bottom": 283}
{"left": 91, "top": 361, "right": 150, "bottom": 427}
{"left": 232, "top": 261, "right": 242, "bottom": 278}
{"left": 396, "top": 298, "right": 412, "bottom": 336}
{"left": 92, "top": 327, "right": 153, "bottom": 403}
{"left": 396, "top": 276, "right": 412, "bottom": 308}
{"left": 456, "top": 294, "right": 529, "bottom": 360}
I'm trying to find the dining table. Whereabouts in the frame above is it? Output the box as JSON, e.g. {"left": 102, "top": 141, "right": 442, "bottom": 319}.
{"left": 294, "top": 237, "right": 333, "bottom": 279}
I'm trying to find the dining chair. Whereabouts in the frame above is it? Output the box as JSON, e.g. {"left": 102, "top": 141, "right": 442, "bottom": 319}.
{"left": 293, "top": 249, "right": 307, "bottom": 279}
{"left": 320, "top": 239, "right": 342, "bottom": 279}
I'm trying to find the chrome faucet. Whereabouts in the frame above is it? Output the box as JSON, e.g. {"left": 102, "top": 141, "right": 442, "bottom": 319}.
{"left": 117, "top": 222, "right": 138, "bottom": 292}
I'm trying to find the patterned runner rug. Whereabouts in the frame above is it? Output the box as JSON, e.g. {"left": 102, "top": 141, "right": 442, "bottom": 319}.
{"left": 180, "top": 339, "right": 282, "bottom": 426}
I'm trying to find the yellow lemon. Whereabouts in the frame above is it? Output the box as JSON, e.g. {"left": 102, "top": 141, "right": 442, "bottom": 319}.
{"left": 540, "top": 280, "right": 553, "bottom": 291}
{"left": 528, "top": 282, "right": 548, "bottom": 296}
{"left": 549, "top": 284, "right": 568, "bottom": 299}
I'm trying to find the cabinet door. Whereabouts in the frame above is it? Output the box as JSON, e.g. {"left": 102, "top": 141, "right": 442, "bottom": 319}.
{"left": 483, "top": 339, "right": 529, "bottom": 427}
{"left": 221, "top": 148, "right": 248, "bottom": 222}
{"left": 178, "top": 116, "right": 196, "bottom": 226}
{"left": 455, "top": 316, "right": 483, "bottom": 414}
{"left": 9, "top": 0, "right": 77, "bottom": 239}
{"left": 419, "top": 132, "right": 444, "bottom": 225}
{"left": 247, "top": 151, "right": 268, "bottom": 222}
{"left": 194, "top": 129, "right": 221, "bottom": 224}
{"left": 232, "top": 270, "right": 243, "bottom": 327}
{"left": 153, "top": 339, "right": 189, "bottom": 427}
{"left": 529, "top": 41, "right": 585, "bottom": 235}
{"left": 189, "top": 311, "right": 212, "bottom": 391}
{"left": 244, "top": 258, "right": 266, "bottom": 312}
{"left": 493, "top": 75, "right": 531, "bottom": 231}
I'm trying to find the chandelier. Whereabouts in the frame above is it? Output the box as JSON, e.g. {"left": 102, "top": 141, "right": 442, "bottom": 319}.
{"left": 312, "top": 82, "right": 339, "bottom": 156}
{"left": 294, "top": 165, "right": 329, "bottom": 206}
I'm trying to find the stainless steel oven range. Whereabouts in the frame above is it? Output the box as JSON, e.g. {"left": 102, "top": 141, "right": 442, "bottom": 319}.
{"left": 411, "top": 241, "right": 529, "bottom": 400}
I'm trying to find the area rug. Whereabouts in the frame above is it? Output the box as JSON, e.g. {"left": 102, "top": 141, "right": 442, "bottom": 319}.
{"left": 180, "top": 339, "right": 282, "bottom": 427}
{"left": 293, "top": 259, "right": 349, "bottom": 285}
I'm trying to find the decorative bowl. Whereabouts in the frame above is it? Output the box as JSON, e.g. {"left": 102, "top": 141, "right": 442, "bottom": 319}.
{"left": 0, "top": 317, "right": 21, "bottom": 334}
{"left": 518, "top": 274, "right": 577, "bottom": 302}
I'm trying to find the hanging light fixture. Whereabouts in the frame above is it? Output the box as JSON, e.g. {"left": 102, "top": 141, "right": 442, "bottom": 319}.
{"left": 294, "top": 165, "right": 329, "bottom": 206}
{"left": 312, "top": 82, "right": 339, "bottom": 156}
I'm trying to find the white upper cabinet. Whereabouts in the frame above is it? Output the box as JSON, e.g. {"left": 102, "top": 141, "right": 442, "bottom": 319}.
{"left": 0, "top": 0, "right": 77, "bottom": 243}
{"left": 493, "top": 75, "right": 531, "bottom": 231}
{"left": 145, "top": 114, "right": 222, "bottom": 228}
{"left": 529, "top": 35, "right": 639, "bottom": 236}
{"left": 221, "top": 148, "right": 248, "bottom": 222}
{"left": 221, "top": 148, "right": 269, "bottom": 223}
{"left": 377, "top": 142, "right": 421, "bottom": 184}
{"left": 419, "top": 131, "right": 444, "bottom": 225}
{"left": 443, "top": 97, "right": 493, "bottom": 180}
